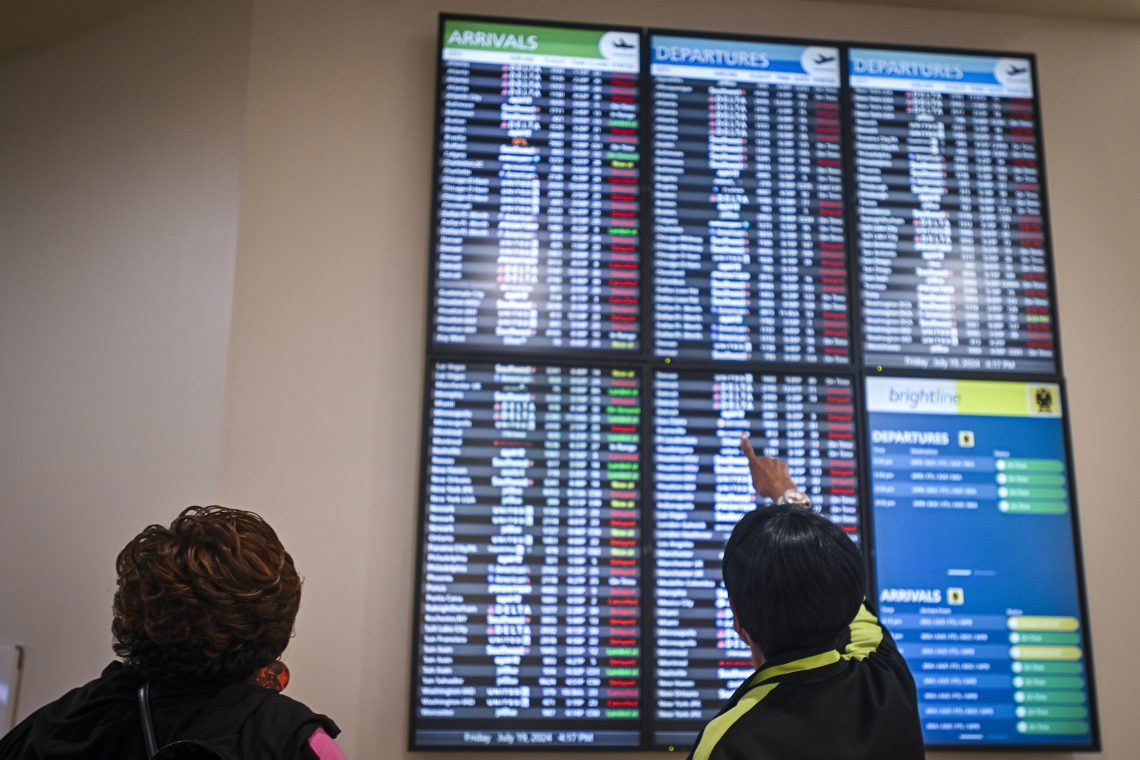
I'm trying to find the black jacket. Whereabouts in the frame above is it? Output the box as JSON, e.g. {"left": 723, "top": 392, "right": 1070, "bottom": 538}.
{"left": 0, "top": 662, "right": 339, "bottom": 760}
{"left": 688, "top": 604, "right": 924, "bottom": 760}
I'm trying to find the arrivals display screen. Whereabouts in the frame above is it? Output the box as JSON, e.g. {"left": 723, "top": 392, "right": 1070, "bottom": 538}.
{"left": 413, "top": 360, "right": 643, "bottom": 748}
{"left": 431, "top": 18, "right": 642, "bottom": 353}
{"left": 651, "top": 35, "right": 851, "bottom": 364}
{"left": 866, "top": 377, "right": 1093, "bottom": 747}
{"left": 851, "top": 49, "right": 1058, "bottom": 374}
{"left": 413, "top": 15, "right": 1094, "bottom": 753}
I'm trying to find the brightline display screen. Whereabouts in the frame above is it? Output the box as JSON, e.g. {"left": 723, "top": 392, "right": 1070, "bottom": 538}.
{"left": 866, "top": 377, "right": 1093, "bottom": 747}
{"left": 413, "top": 15, "right": 1095, "bottom": 752}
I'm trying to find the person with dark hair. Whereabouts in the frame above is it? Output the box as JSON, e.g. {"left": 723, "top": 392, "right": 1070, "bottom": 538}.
{"left": 687, "top": 435, "right": 924, "bottom": 760}
{"left": 0, "top": 507, "right": 347, "bottom": 760}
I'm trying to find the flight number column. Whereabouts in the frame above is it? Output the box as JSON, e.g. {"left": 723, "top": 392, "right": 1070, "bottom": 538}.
{"left": 554, "top": 69, "right": 641, "bottom": 350}
{"left": 535, "top": 367, "right": 643, "bottom": 721}
{"left": 753, "top": 86, "right": 849, "bottom": 364}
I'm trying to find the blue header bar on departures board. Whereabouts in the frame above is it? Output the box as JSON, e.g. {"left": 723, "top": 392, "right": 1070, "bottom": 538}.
{"left": 850, "top": 48, "right": 1034, "bottom": 97}
{"left": 652, "top": 35, "right": 840, "bottom": 87}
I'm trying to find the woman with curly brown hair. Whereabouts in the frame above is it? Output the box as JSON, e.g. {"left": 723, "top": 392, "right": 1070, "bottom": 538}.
{"left": 0, "top": 507, "right": 347, "bottom": 760}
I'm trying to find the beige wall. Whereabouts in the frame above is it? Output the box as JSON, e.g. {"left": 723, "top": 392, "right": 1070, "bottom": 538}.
{"left": 0, "top": 0, "right": 250, "bottom": 725}
{"left": 3, "top": 0, "right": 1138, "bottom": 757}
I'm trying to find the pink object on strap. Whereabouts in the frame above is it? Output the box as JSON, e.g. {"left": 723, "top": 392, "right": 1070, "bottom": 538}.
{"left": 308, "top": 726, "right": 348, "bottom": 759}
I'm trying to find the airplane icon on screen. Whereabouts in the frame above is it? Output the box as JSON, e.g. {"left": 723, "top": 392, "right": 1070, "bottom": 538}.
{"left": 814, "top": 54, "right": 836, "bottom": 64}
{"left": 1007, "top": 64, "right": 1028, "bottom": 76}
{"left": 612, "top": 38, "right": 636, "bottom": 49}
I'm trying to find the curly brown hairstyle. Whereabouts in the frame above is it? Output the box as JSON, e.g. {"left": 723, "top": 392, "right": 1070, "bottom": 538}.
{"left": 112, "top": 506, "right": 302, "bottom": 682}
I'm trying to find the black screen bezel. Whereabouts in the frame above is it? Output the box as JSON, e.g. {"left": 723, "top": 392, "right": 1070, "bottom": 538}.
{"left": 409, "top": 13, "right": 1098, "bottom": 753}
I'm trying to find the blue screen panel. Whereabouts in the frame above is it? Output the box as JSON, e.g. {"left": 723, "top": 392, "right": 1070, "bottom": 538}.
{"left": 866, "top": 376, "right": 1094, "bottom": 748}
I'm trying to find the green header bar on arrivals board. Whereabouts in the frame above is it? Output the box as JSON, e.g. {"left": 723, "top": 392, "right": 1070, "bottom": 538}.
{"left": 443, "top": 20, "right": 607, "bottom": 59}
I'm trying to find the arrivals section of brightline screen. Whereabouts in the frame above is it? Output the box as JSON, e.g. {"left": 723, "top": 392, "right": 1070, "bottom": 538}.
{"left": 852, "top": 49, "right": 1057, "bottom": 374}
{"left": 651, "top": 35, "right": 851, "bottom": 364}
{"left": 432, "top": 19, "right": 642, "bottom": 352}
{"left": 866, "top": 377, "right": 1093, "bottom": 747}
{"left": 652, "top": 370, "right": 859, "bottom": 747}
{"left": 414, "top": 360, "right": 642, "bottom": 748}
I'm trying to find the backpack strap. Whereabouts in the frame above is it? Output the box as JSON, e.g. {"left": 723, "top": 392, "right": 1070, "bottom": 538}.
{"left": 137, "top": 680, "right": 231, "bottom": 760}
{"left": 137, "top": 683, "right": 160, "bottom": 759}
{"left": 136, "top": 676, "right": 328, "bottom": 759}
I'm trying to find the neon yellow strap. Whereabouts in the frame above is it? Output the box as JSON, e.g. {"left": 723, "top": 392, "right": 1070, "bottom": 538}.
{"left": 843, "top": 603, "right": 884, "bottom": 661}
{"left": 691, "top": 650, "right": 843, "bottom": 760}
{"left": 753, "top": 649, "right": 841, "bottom": 683}
{"left": 691, "top": 682, "right": 779, "bottom": 760}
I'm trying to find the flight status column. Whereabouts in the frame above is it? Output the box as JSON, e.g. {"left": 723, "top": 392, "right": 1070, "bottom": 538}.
{"left": 852, "top": 49, "right": 1057, "bottom": 373}
{"left": 413, "top": 360, "right": 642, "bottom": 748}
{"left": 651, "top": 36, "right": 850, "bottom": 364}
{"left": 652, "top": 370, "right": 858, "bottom": 748}
{"left": 867, "top": 377, "right": 1094, "bottom": 748}
{"left": 433, "top": 19, "right": 641, "bottom": 352}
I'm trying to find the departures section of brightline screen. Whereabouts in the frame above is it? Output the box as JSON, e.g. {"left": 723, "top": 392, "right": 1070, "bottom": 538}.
{"left": 866, "top": 377, "right": 1093, "bottom": 747}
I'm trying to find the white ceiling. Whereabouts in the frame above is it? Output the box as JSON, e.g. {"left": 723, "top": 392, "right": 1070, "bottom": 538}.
{"left": 1, "top": 0, "right": 1137, "bottom": 58}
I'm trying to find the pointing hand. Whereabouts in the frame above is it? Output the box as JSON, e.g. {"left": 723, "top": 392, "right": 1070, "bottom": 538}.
{"left": 740, "top": 433, "right": 797, "bottom": 501}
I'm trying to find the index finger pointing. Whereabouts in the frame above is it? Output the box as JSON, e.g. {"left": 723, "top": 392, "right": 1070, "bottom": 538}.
{"left": 740, "top": 432, "right": 756, "bottom": 459}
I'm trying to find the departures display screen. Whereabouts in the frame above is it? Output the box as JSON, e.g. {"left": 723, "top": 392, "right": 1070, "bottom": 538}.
{"left": 651, "top": 36, "right": 850, "bottom": 364}
{"left": 652, "top": 370, "right": 858, "bottom": 748}
{"left": 851, "top": 49, "right": 1057, "bottom": 374}
{"left": 413, "top": 14, "right": 1094, "bottom": 752}
{"left": 866, "top": 377, "right": 1093, "bottom": 747}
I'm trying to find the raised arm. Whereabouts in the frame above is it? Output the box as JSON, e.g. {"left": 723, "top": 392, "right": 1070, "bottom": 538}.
{"left": 740, "top": 433, "right": 810, "bottom": 508}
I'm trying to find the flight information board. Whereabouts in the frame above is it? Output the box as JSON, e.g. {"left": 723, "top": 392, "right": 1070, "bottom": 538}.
{"left": 652, "top": 370, "right": 858, "bottom": 748}
{"left": 413, "top": 360, "right": 643, "bottom": 748}
{"left": 652, "top": 35, "right": 851, "bottom": 364}
{"left": 852, "top": 49, "right": 1057, "bottom": 374}
{"left": 416, "top": 15, "right": 1091, "bottom": 753}
{"left": 867, "top": 377, "right": 1094, "bottom": 747}
{"left": 431, "top": 19, "right": 642, "bottom": 353}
